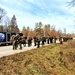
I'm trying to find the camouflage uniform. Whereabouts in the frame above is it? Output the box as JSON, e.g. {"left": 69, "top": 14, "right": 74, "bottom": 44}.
{"left": 47, "top": 36, "right": 50, "bottom": 44}
{"left": 17, "top": 34, "right": 22, "bottom": 50}
{"left": 59, "top": 37, "right": 63, "bottom": 44}
{"left": 34, "top": 36, "right": 37, "bottom": 46}
{"left": 36, "top": 36, "right": 41, "bottom": 48}
{"left": 49, "top": 36, "right": 53, "bottom": 43}
{"left": 10, "top": 35, "right": 18, "bottom": 50}
{"left": 41, "top": 37, "right": 46, "bottom": 45}
{"left": 21, "top": 35, "right": 27, "bottom": 47}
{"left": 27, "top": 36, "right": 32, "bottom": 47}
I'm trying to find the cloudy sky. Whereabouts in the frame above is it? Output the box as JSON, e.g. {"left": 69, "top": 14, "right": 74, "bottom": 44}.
{"left": 0, "top": 0, "right": 75, "bottom": 33}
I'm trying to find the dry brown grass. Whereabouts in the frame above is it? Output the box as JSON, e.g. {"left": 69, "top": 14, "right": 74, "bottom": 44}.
{"left": 0, "top": 41, "right": 75, "bottom": 75}
{"left": 61, "top": 40, "right": 75, "bottom": 49}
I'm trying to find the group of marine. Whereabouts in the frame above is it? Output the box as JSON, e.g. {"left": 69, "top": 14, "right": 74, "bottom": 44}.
{"left": 10, "top": 33, "right": 73, "bottom": 50}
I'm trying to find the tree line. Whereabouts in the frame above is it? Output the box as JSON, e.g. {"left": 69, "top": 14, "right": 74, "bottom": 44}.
{"left": 0, "top": 7, "right": 19, "bottom": 32}
{"left": 0, "top": 7, "right": 73, "bottom": 38}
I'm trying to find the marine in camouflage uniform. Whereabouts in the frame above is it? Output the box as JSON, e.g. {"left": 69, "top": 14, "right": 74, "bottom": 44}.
{"left": 10, "top": 35, "right": 18, "bottom": 50}
{"left": 21, "top": 35, "right": 27, "bottom": 47}
{"left": 27, "top": 36, "right": 32, "bottom": 47}
{"left": 59, "top": 37, "right": 63, "bottom": 44}
{"left": 41, "top": 36, "right": 46, "bottom": 45}
{"left": 16, "top": 34, "right": 22, "bottom": 50}
{"left": 47, "top": 36, "right": 50, "bottom": 44}
{"left": 49, "top": 36, "right": 53, "bottom": 43}
{"left": 10, "top": 34, "right": 23, "bottom": 50}
{"left": 36, "top": 36, "right": 41, "bottom": 48}
{"left": 34, "top": 36, "right": 37, "bottom": 46}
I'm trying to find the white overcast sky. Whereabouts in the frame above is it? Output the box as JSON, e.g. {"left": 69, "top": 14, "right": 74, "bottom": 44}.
{"left": 0, "top": 0, "right": 75, "bottom": 33}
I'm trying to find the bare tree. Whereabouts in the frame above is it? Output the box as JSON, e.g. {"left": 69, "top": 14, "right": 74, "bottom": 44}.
{"left": 68, "top": 0, "right": 75, "bottom": 6}
{"left": 0, "top": 7, "right": 6, "bottom": 22}
{"left": 3, "top": 16, "right": 10, "bottom": 32}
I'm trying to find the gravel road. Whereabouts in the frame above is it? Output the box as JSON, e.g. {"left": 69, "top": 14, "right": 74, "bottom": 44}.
{"left": 0, "top": 43, "right": 37, "bottom": 58}
{"left": 0, "top": 40, "right": 60, "bottom": 58}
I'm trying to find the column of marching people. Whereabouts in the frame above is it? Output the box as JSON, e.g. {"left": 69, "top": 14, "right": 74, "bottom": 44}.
{"left": 10, "top": 33, "right": 73, "bottom": 50}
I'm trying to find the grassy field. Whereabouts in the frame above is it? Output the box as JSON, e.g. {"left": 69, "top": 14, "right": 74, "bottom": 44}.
{"left": 0, "top": 40, "right": 75, "bottom": 75}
